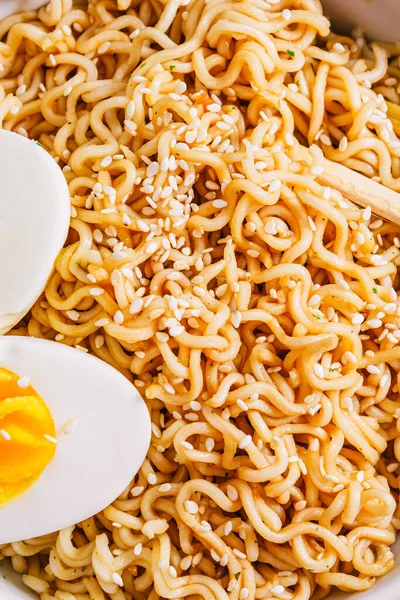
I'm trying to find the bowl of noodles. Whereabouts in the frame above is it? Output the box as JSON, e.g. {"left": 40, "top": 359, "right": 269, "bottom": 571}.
{"left": 1, "top": 0, "right": 400, "bottom": 599}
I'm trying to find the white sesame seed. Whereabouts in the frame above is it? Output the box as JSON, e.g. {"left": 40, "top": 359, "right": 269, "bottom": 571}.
{"left": 351, "top": 313, "right": 364, "bottom": 325}
{"left": 366, "top": 319, "right": 382, "bottom": 329}
{"left": 0, "top": 430, "right": 11, "bottom": 441}
{"left": 44, "top": 434, "right": 58, "bottom": 444}
{"left": 63, "top": 418, "right": 77, "bottom": 434}
{"left": 112, "top": 573, "right": 123, "bottom": 586}
{"left": 387, "top": 463, "right": 399, "bottom": 473}
{"left": 367, "top": 365, "right": 380, "bottom": 374}
{"left": 156, "top": 332, "right": 169, "bottom": 343}
{"left": 95, "top": 318, "right": 109, "bottom": 327}
{"left": 240, "top": 589, "right": 249, "bottom": 600}
{"left": 185, "top": 500, "right": 199, "bottom": 514}
{"left": 101, "top": 155, "right": 112, "bottom": 168}
{"left": 156, "top": 484, "right": 171, "bottom": 495}
{"left": 333, "top": 484, "right": 345, "bottom": 492}
{"left": 268, "top": 179, "right": 281, "bottom": 193}
{"left": 342, "top": 351, "right": 357, "bottom": 364}
{"left": 233, "top": 549, "right": 246, "bottom": 559}
{"left": 130, "top": 298, "right": 144, "bottom": 314}
{"left": 333, "top": 42, "right": 346, "bottom": 53}
{"left": 308, "top": 295, "right": 320, "bottom": 306}
{"left": 282, "top": 9, "right": 291, "bottom": 20}
{"left": 314, "top": 364, "right": 324, "bottom": 378}
{"left": 271, "top": 585, "right": 285, "bottom": 595}
{"left": 239, "top": 435, "right": 252, "bottom": 449}
{"left": 131, "top": 486, "right": 144, "bottom": 497}
{"left": 134, "top": 543, "right": 142, "bottom": 556}
{"left": 147, "top": 473, "right": 157, "bottom": 485}
{"left": 114, "top": 310, "right": 124, "bottom": 325}
{"left": 226, "top": 485, "right": 239, "bottom": 501}
{"left": 17, "top": 376, "right": 31, "bottom": 388}
{"left": 236, "top": 399, "right": 248, "bottom": 411}
{"left": 205, "top": 438, "right": 215, "bottom": 452}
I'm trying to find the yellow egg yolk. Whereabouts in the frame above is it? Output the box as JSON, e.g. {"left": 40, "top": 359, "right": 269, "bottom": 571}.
{"left": 0, "top": 367, "right": 56, "bottom": 505}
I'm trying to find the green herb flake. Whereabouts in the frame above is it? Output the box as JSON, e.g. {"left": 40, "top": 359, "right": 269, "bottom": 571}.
{"left": 140, "top": 62, "right": 147, "bottom": 68}
{"left": 82, "top": 566, "right": 87, "bottom": 572}
{"left": 287, "top": 49, "right": 295, "bottom": 57}
{"left": 169, "top": 65, "right": 175, "bottom": 71}
{"left": 372, "top": 287, "right": 377, "bottom": 293}
{"left": 35, "top": 141, "right": 42, "bottom": 147}
{"left": 234, "top": 572, "right": 240, "bottom": 580}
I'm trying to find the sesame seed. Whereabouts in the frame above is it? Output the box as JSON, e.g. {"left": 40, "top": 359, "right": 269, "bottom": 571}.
{"left": 156, "top": 332, "right": 169, "bottom": 343}
{"left": 130, "top": 298, "right": 144, "bottom": 314}
{"left": 147, "top": 473, "right": 157, "bottom": 485}
{"left": 44, "top": 434, "right": 58, "bottom": 444}
{"left": 101, "top": 155, "right": 112, "bottom": 168}
{"left": 16, "top": 84, "right": 26, "bottom": 98}
{"left": 240, "top": 589, "right": 249, "bottom": 600}
{"left": 366, "top": 319, "right": 382, "bottom": 329}
{"left": 239, "top": 435, "right": 252, "bottom": 449}
{"left": 226, "top": 484, "right": 239, "bottom": 501}
{"left": 367, "top": 365, "right": 380, "bottom": 374}
{"left": 268, "top": 179, "right": 281, "bottom": 193}
{"left": 333, "top": 42, "right": 346, "bottom": 53}
{"left": 342, "top": 351, "right": 357, "bottom": 364}
{"left": 0, "top": 430, "right": 11, "bottom": 441}
{"left": 205, "top": 438, "right": 215, "bottom": 452}
{"left": 271, "top": 585, "right": 285, "bottom": 595}
{"left": 114, "top": 310, "right": 124, "bottom": 325}
{"left": 95, "top": 318, "right": 109, "bottom": 327}
{"left": 314, "top": 363, "right": 324, "bottom": 378}
{"left": 236, "top": 399, "right": 248, "bottom": 411}
{"left": 308, "top": 295, "right": 320, "bottom": 306}
{"left": 387, "top": 463, "right": 399, "bottom": 473}
{"left": 90, "top": 288, "right": 104, "bottom": 297}
{"left": 112, "top": 573, "right": 123, "bottom": 586}
{"left": 282, "top": 9, "right": 291, "bottom": 20}
{"left": 351, "top": 313, "right": 364, "bottom": 325}
{"left": 134, "top": 543, "right": 142, "bottom": 556}
{"left": 159, "top": 483, "right": 172, "bottom": 493}
{"left": 17, "top": 376, "right": 31, "bottom": 388}
{"left": 333, "top": 484, "right": 345, "bottom": 492}
{"left": 185, "top": 500, "right": 199, "bottom": 514}
{"left": 233, "top": 549, "right": 246, "bottom": 559}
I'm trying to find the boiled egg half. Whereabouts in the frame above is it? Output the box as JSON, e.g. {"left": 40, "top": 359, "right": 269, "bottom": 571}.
{"left": 0, "top": 130, "right": 70, "bottom": 334}
{"left": 0, "top": 336, "right": 150, "bottom": 544}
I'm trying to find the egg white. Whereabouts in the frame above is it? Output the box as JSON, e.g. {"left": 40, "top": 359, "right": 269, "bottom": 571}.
{"left": 0, "top": 336, "right": 150, "bottom": 544}
{"left": 0, "top": 131, "right": 70, "bottom": 334}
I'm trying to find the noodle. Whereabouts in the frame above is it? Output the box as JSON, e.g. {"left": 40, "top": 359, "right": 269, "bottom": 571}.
{"left": 1, "top": 0, "right": 400, "bottom": 598}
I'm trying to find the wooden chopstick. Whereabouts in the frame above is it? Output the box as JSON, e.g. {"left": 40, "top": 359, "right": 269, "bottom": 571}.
{"left": 313, "top": 101, "right": 400, "bottom": 225}
{"left": 318, "top": 158, "right": 400, "bottom": 226}
{"left": 388, "top": 102, "right": 400, "bottom": 136}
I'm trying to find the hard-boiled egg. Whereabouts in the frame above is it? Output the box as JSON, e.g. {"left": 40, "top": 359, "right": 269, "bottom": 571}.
{"left": 0, "top": 336, "right": 150, "bottom": 544}
{"left": 0, "top": 131, "right": 70, "bottom": 334}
